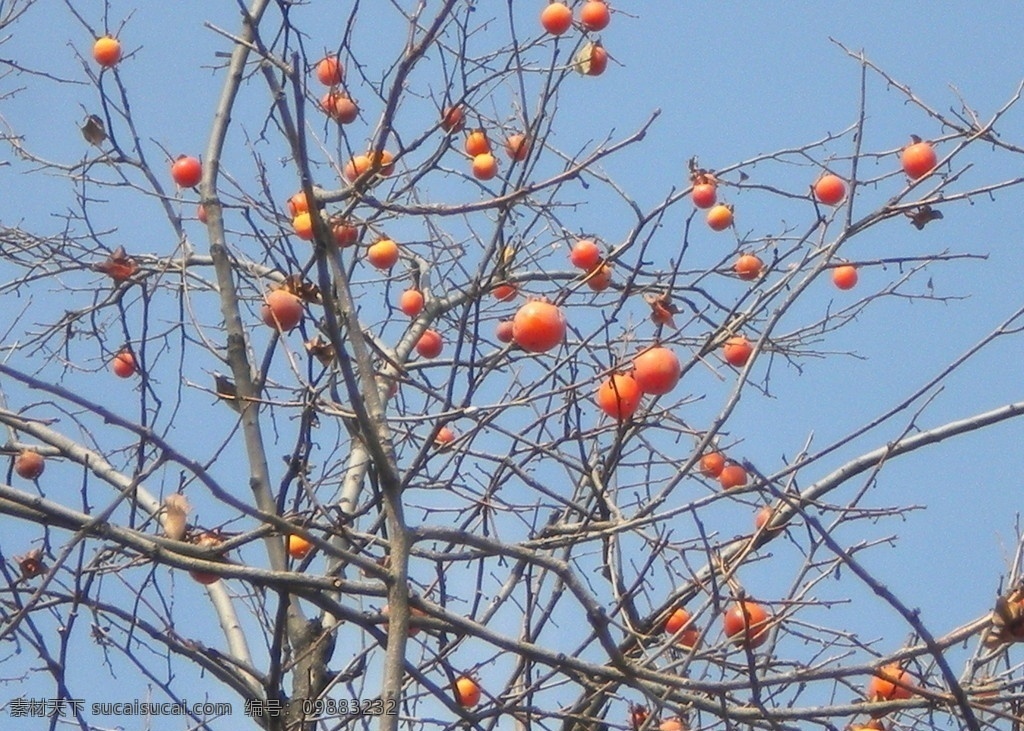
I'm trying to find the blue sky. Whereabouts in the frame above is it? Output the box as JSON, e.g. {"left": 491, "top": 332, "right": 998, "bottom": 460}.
{"left": 3, "top": 2, "right": 1024, "bottom": 729}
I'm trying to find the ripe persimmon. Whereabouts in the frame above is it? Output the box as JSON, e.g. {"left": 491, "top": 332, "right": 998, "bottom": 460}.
{"left": 706, "top": 204, "right": 734, "bottom": 231}
{"left": 691, "top": 182, "right": 717, "bottom": 209}
{"left": 14, "top": 450, "right": 45, "bottom": 480}
{"left": 471, "top": 153, "right": 499, "bottom": 180}
{"left": 344, "top": 154, "right": 372, "bottom": 182}
{"left": 575, "top": 42, "right": 607, "bottom": 76}
{"left": 112, "top": 350, "right": 137, "bottom": 378}
{"left": 901, "top": 138, "right": 936, "bottom": 180}
{"left": 454, "top": 676, "right": 482, "bottom": 708}
{"left": 399, "top": 289, "right": 425, "bottom": 317}
{"left": 366, "top": 238, "right": 400, "bottom": 270}
{"left": 331, "top": 219, "right": 359, "bottom": 247}
{"left": 292, "top": 212, "right": 315, "bottom": 240}
{"left": 867, "top": 663, "right": 915, "bottom": 702}
{"left": 465, "top": 130, "right": 490, "bottom": 157}
{"left": 416, "top": 329, "right": 444, "bottom": 358}
{"left": 261, "top": 290, "right": 304, "bottom": 331}
{"left": 596, "top": 373, "right": 642, "bottom": 420}
{"left": 664, "top": 608, "right": 699, "bottom": 648}
{"left": 93, "top": 36, "right": 122, "bottom": 67}
{"left": 699, "top": 452, "right": 726, "bottom": 478}
{"left": 722, "top": 336, "right": 753, "bottom": 367}
{"left": 512, "top": 300, "right": 566, "bottom": 353}
{"left": 171, "top": 155, "right": 202, "bottom": 188}
{"left": 288, "top": 534, "right": 313, "bottom": 560}
{"left": 321, "top": 91, "right": 358, "bottom": 124}
{"left": 832, "top": 264, "right": 859, "bottom": 290}
{"left": 540, "top": 2, "right": 573, "bottom": 35}
{"left": 495, "top": 320, "right": 514, "bottom": 343}
{"left": 492, "top": 283, "right": 517, "bottom": 301}
{"left": 734, "top": 254, "right": 763, "bottom": 281}
{"left": 814, "top": 174, "right": 846, "bottom": 205}
{"left": 632, "top": 346, "right": 681, "bottom": 395}
{"left": 505, "top": 133, "right": 530, "bottom": 161}
{"left": 585, "top": 263, "right": 613, "bottom": 291}
{"left": 579, "top": 0, "right": 611, "bottom": 31}
{"left": 382, "top": 603, "right": 427, "bottom": 637}
{"left": 315, "top": 56, "right": 343, "bottom": 86}
{"left": 570, "top": 240, "right": 602, "bottom": 269}
{"left": 434, "top": 426, "right": 456, "bottom": 446}
{"left": 287, "top": 191, "right": 310, "bottom": 217}
{"left": 718, "top": 463, "right": 748, "bottom": 490}
{"left": 723, "top": 600, "right": 770, "bottom": 648}
{"left": 441, "top": 105, "right": 465, "bottom": 133}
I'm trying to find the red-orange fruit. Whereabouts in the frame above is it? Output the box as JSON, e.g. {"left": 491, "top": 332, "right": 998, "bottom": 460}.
{"left": 596, "top": 373, "right": 642, "bottom": 420}
{"left": 632, "top": 346, "right": 681, "bottom": 395}
{"left": 512, "top": 300, "right": 566, "bottom": 353}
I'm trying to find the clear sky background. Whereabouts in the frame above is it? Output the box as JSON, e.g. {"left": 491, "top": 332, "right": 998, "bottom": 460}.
{"left": 3, "top": 2, "right": 1024, "bottom": 728}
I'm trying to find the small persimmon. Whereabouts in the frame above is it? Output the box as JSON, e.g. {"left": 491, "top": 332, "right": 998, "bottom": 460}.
{"left": 570, "top": 240, "right": 602, "bottom": 269}
{"left": 92, "top": 36, "right": 122, "bottom": 67}
{"left": 261, "top": 290, "right": 304, "bottom": 331}
{"left": 495, "top": 320, "right": 514, "bottom": 343}
{"left": 691, "top": 182, "right": 717, "bottom": 209}
{"left": 734, "top": 254, "right": 763, "bottom": 281}
{"left": 867, "top": 663, "right": 915, "bottom": 702}
{"left": 321, "top": 91, "right": 358, "bottom": 124}
{"left": 171, "top": 155, "right": 202, "bottom": 188}
{"left": 315, "top": 56, "right": 343, "bottom": 86}
{"left": 664, "top": 608, "right": 699, "bottom": 648}
{"left": 331, "top": 219, "right": 359, "bottom": 247}
{"left": 585, "top": 263, "right": 613, "bottom": 291}
{"left": 632, "top": 346, "right": 681, "bottom": 395}
{"left": 596, "top": 373, "right": 642, "bottom": 420}
{"left": 491, "top": 283, "right": 517, "bottom": 301}
{"left": 434, "top": 426, "right": 456, "bottom": 446}
{"left": 832, "top": 264, "right": 859, "bottom": 290}
{"left": 901, "top": 138, "right": 937, "bottom": 180}
{"left": 441, "top": 105, "right": 465, "bottom": 133}
{"left": 112, "top": 350, "right": 137, "bottom": 378}
{"left": 465, "top": 129, "right": 490, "bottom": 157}
{"left": 505, "top": 133, "right": 530, "bottom": 161}
{"left": 575, "top": 42, "right": 607, "bottom": 76}
{"left": 344, "top": 154, "right": 372, "bottom": 182}
{"left": 814, "top": 174, "right": 846, "bottom": 205}
{"left": 471, "top": 153, "right": 499, "bottom": 180}
{"left": 14, "top": 450, "right": 45, "bottom": 480}
{"left": 722, "top": 336, "right": 753, "bottom": 367}
{"left": 287, "top": 534, "right": 313, "bottom": 560}
{"left": 399, "top": 289, "right": 425, "bottom": 317}
{"left": 416, "top": 329, "right": 444, "bottom": 358}
{"left": 579, "top": 0, "right": 611, "bottom": 31}
{"left": 706, "top": 204, "right": 734, "bottom": 231}
{"left": 512, "top": 300, "right": 566, "bottom": 353}
{"left": 540, "top": 2, "right": 573, "bottom": 35}
{"left": 723, "top": 600, "right": 770, "bottom": 648}
{"left": 292, "top": 212, "right": 315, "bottom": 240}
{"left": 454, "top": 676, "right": 482, "bottom": 708}
{"left": 699, "top": 452, "right": 726, "bottom": 478}
{"left": 287, "top": 192, "right": 310, "bottom": 217}
{"left": 718, "top": 463, "right": 748, "bottom": 490}
{"left": 366, "top": 238, "right": 400, "bottom": 270}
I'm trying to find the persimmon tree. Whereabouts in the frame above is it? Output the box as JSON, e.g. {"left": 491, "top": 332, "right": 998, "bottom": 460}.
{"left": 3, "top": 3, "right": 1024, "bottom": 731}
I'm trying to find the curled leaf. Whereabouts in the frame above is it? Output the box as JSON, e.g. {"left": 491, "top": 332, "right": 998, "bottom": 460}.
{"left": 643, "top": 292, "right": 679, "bottom": 328}
{"left": 93, "top": 246, "right": 138, "bottom": 282}
{"left": 81, "top": 114, "right": 107, "bottom": 146}
{"left": 15, "top": 548, "right": 47, "bottom": 579}
{"left": 906, "top": 205, "right": 943, "bottom": 230}
{"left": 162, "top": 493, "right": 191, "bottom": 541}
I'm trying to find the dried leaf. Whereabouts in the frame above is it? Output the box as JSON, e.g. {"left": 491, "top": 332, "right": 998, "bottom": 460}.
{"left": 643, "top": 292, "right": 679, "bottom": 328}
{"left": 906, "top": 205, "right": 943, "bottom": 230}
{"left": 93, "top": 246, "right": 138, "bottom": 282}
{"left": 281, "top": 274, "right": 322, "bottom": 304}
{"left": 15, "top": 548, "right": 47, "bottom": 579}
{"left": 305, "top": 336, "right": 336, "bottom": 366}
{"left": 984, "top": 586, "right": 1024, "bottom": 648}
{"left": 81, "top": 115, "right": 107, "bottom": 146}
{"left": 163, "top": 493, "right": 191, "bottom": 540}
